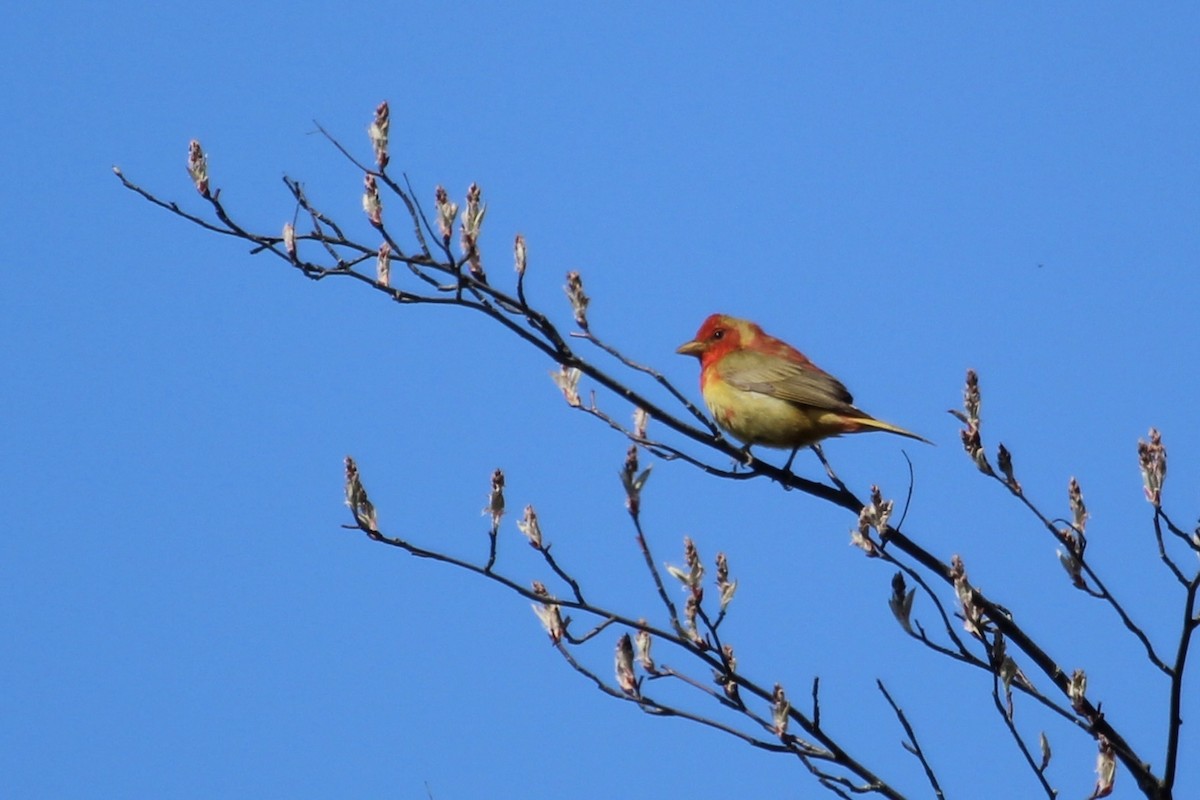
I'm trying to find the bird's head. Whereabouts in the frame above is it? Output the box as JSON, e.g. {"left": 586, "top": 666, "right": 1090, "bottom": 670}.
{"left": 676, "top": 314, "right": 762, "bottom": 364}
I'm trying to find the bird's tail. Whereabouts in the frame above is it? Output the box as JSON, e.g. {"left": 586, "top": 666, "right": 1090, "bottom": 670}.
{"left": 849, "top": 414, "right": 934, "bottom": 445}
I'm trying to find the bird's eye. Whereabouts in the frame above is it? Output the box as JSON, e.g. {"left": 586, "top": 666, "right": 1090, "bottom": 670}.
{"left": 711, "top": 329, "right": 725, "bottom": 340}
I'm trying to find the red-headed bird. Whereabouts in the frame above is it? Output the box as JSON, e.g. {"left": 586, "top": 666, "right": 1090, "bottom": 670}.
{"left": 677, "top": 314, "right": 930, "bottom": 456}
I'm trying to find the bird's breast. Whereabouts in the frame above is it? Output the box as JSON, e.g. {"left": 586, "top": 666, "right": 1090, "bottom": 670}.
{"left": 701, "top": 375, "right": 836, "bottom": 448}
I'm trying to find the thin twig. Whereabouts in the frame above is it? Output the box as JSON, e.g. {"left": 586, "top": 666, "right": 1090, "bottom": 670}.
{"left": 630, "top": 510, "right": 682, "bottom": 635}
{"left": 876, "top": 680, "right": 945, "bottom": 799}
{"left": 574, "top": 329, "right": 716, "bottom": 433}
{"left": 987, "top": 671, "right": 1058, "bottom": 799}
{"left": 1162, "top": 572, "right": 1200, "bottom": 792}
{"left": 119, "top": 154, "right": 1170, "bottom": 796}
{"left": 538, "top": 542, "right": 586, "bottom": 604}
{"left": 1152, "top": 512, "right": 1190, "bottom": 587}
{"left": 996, "top": 476, "right": 1169, "bottom": 673}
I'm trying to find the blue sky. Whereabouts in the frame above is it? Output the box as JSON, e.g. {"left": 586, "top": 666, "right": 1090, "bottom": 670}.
{"left": 3, "top": 3, "right": 1199, "bottom": 798}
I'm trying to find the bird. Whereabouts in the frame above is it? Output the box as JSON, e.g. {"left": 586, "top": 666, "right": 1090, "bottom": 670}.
{"left": 677, "top": 314, "right": 930, "bottom": 465}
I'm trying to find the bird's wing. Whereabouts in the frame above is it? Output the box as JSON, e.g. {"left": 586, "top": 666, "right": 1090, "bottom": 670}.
{"left": 716, "top": 349, "right": 856, "bottom": 411}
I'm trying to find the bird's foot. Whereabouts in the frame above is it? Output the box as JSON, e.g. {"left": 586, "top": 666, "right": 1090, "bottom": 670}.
{"left": 812, "top": 444, "right": 850, "bottom": 494}
{"left": 782, "top": 446, "right": 800, "bottom": 474}
{"left": 731, "top": 444, "right": 754, "bottom": 471}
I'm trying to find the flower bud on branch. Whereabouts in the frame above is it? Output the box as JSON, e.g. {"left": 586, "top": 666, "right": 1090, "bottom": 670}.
{"left": 1091, "top": 735, "right": 1116, "bottom": 799}
{"left": 888, "top": 572, "right": 916, "bottom": 635}
{"left": 953, "top": 369, "right": 993, "bottom": 474}
{"left": 1137, "top": 428, "right": 1166, "bottom": 506}
{"left": 376, "top": 242, "right": 391, "bottom": 287}
{"left": 997, "top": 443, "right": 1020, "bottom": 493}
{"left": 461, "top": 182, "right": 487, "bottom": 282}
{"left": 615, "top": 633, "right": 638, "bottom": 696}
{"left": 721, "top": 644, "right": 739, "bottom": 702}
{"left": 667, "top": 537, "right": 705, "bottom": 595}
{"left": 851, "top": 507, "right": 879, "bottom": 557}
{"left": 683, "top": 594, "right": 701, "bottom": 644}
{"left": 994, "top": 633, "right": 1028, "bottom": 719}
{"left": 715, "top": 552, "right": 737, "bottom": 611}
{"left": 564, "top": 271, "right": 590, "bottom": 330}
{"left": 668, "top": 537, "right": 707, "bottom": 647}
{"left": 368, "top": 100, "right": 390, "bottom": 169}
{"left": 772, "top": 683, "right": 790, "bottom": 737}
{"left": 635, "top": 624, "right": 655, "bottom": 672}
{"left": 434, "top": 186, "right": 458, "bottom": 247}
{"left": 867, "top": 485, "right": 892, "bottom": 533}
{"left": 851, "top": 486, "right": 892, "bottom": 556}
{"left": 1057, "top": 546, "right": 1086, "bottom": 590}
{"left": 1039, "top": 732, "right": 1052, "bottom": 771}
{"left": 484, "top": 468, "right": 505, "bottom": 534}
{"left": 282, "top": 222, "right": 297, "bottom": 261}
{"left": 620, "top": 444, "right": 652, "bottom": 517}
{"left": 551, "top": 364, "right": 582, "bottom": 408}
{"left": 531, "top": 581, "right": 564, "bottom": 643}
{"left": 517, "top": 504, "right": 543, "bottom": 549}
{"left": 951, "top": 555, "right": 986, "bottom": 637}
{"left": 1068, "top": 477, "right": 1089, "bottom": 536}
{"left": 362, "top": 174, "right": 382, "bottom": 227}
{"left": 343, "top": 456, "right": 378, "bottom": 533}
{"left": 1068, "top": 668, "right": 1088, "bottom": 713}
{"left": 633, "top": 407, "right": 649, "bottom": 441}
{"left": 186, "top": 139, "right": 209, "bottom": 197}
{"left": 513, "top": 233, "right": 527, "bottom": 278}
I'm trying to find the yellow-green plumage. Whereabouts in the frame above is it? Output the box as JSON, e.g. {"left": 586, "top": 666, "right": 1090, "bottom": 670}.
{"left": 678, "top": 314, "right": 929, "bottom": 449}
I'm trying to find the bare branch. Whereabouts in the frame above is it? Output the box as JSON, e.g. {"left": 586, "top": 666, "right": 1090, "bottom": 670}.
{"left": 116, "top": 129, "right": 1186, "bottom": 798}
{"left": 876, "top": 680, "right": 945, "bottom": 799}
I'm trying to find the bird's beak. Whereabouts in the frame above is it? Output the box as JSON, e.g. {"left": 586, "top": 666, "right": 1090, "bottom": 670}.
{"left": 676, "top": 340, "right": 706, "bottom": 357}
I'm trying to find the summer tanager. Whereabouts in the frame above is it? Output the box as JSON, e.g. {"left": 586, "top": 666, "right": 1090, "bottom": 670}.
{"left": 677, "top": 314, "right": 930, "bottom": 451}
